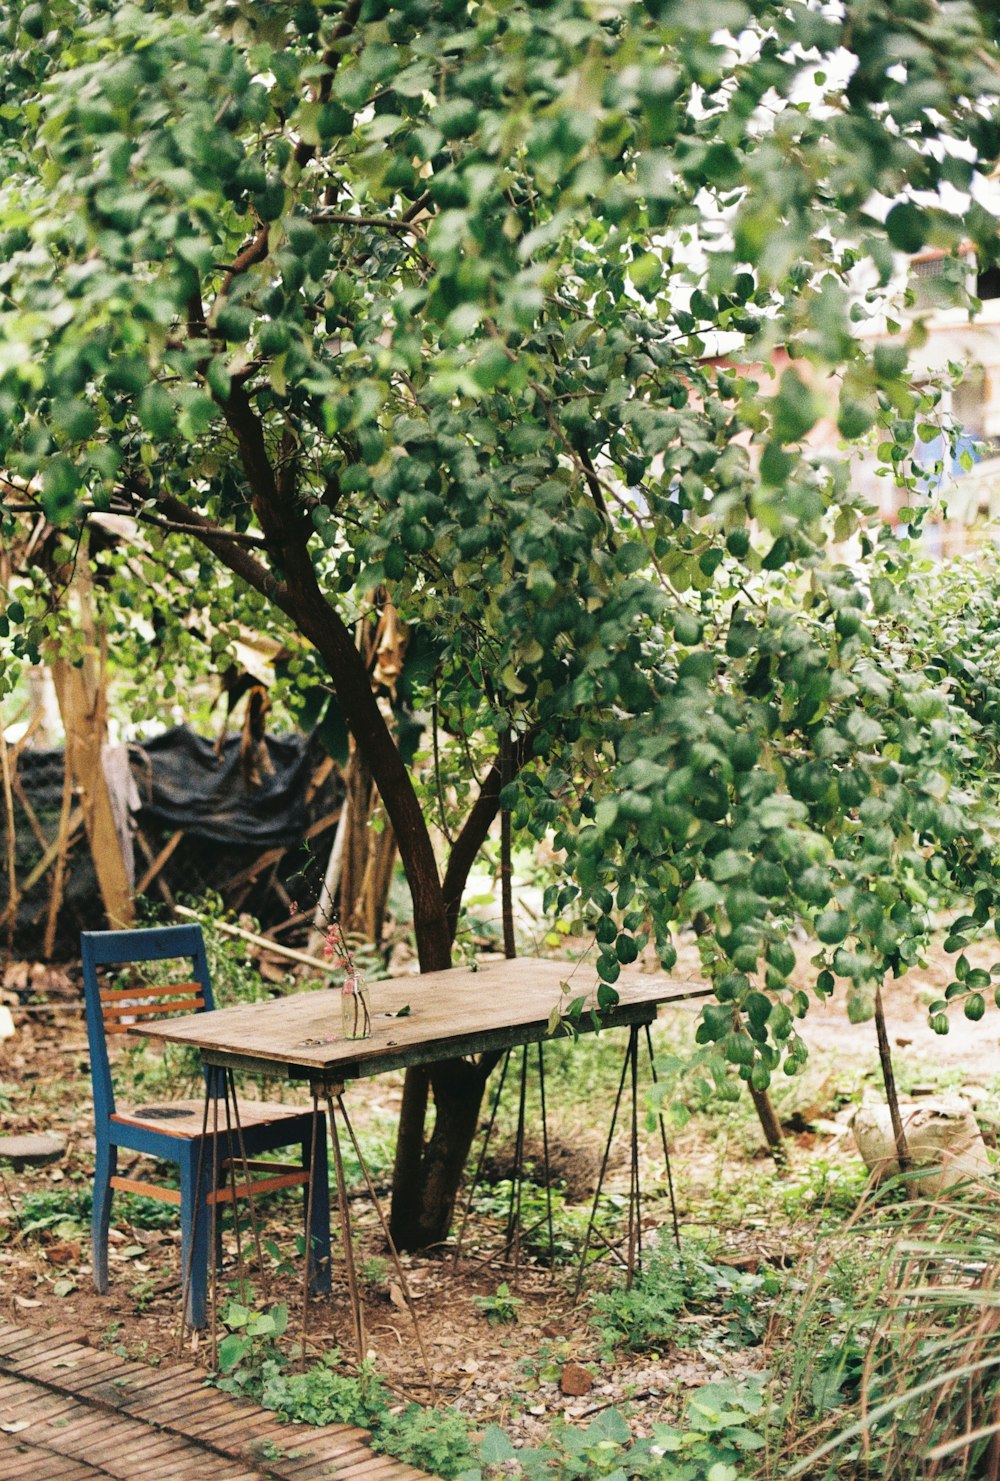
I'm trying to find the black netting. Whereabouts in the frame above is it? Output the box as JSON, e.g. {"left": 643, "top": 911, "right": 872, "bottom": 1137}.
{"left": 0, "top": 730, "right": 341, "bottom": 961}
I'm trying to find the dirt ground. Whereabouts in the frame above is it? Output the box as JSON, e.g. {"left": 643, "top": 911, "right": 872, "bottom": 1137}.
{"left": 2, "top": 930, "right": 998, "bottom": 1452}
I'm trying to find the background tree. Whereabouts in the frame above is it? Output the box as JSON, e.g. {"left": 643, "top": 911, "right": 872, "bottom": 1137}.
{"left": 1, "top": 0, "right": 999, "bottom": 1246}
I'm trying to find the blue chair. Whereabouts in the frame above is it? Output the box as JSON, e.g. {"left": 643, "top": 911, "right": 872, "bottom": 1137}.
{"left": 81, "top": 924, "right": 331, "bottom": 1327}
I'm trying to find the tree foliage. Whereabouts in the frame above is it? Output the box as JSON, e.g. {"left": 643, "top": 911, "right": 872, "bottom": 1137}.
{"left": 2, "top": 0, "right": 1000, "bottom": 1138}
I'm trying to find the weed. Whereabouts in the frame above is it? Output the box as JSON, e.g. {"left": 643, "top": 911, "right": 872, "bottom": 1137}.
{"left": 371, "top": 1407, "right": 477, "bottom": 1479}
{"left": 211, "top": 1298, "right": 475, "bottom": 1477}
{"left": 16, "top": 1184, "right": 179, "bottom": 1240}
{"left": 474, "top": 1281, "right": 523, "bottom": 1326}
{"left": 253, "top": 1437, "right": 303, "bottom": 1462}
{"left": 770, "top": 1182, "right": 1000, "bottom": 1479}
{"left": 468, "top": 1178, "right": 590, "bottom": 1262}
{"left": 129, "top": 1276, "right": 160, "bottom": 1313}
{"left": 361, "top": 1254, "right": 388, "bottom": 1286}
{"left": 467, "top": 1381, "right": 766, "bottom": 1480}
{"left": 589, "top": 1238, "right": 777, "bottom": 1356}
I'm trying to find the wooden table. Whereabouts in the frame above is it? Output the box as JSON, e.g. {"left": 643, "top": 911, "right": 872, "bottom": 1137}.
{"left": 129, "top": 958, "right": 710, "bottom": 1359}
{"left": 130, "top": 956, "right": 710, "bottom": 1085}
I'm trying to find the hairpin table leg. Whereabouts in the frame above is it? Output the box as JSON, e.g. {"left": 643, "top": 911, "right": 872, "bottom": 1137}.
{"left": 323, "top": 1086, "right": 366, "bottom": 1365}
{"left": 537, "top": 1042, "right": 555, "bottom": 1264}
{"left": 573, "top": 1035, "right": 630, "bottom": 1304}
{"left": 176, "top": 1082, "right": 212, "bottom": 1355}
{"left": 504, "top": 1045, "right": 529, "bottom": 1274}
{"left": 452, "top": 1049, "right": 511, "bottom": 1268}
{"left": 644, "top": 1022, "right": 681, "bottom": 1250}
{"left": 335, "top": 1090, "right": 436, "bottom": 1395}
{"left": 300, "top": 1084, "right": 322, "bottom": 1372}
{"left": 225, "top": 1069, "right": 269, "bottom": 1295}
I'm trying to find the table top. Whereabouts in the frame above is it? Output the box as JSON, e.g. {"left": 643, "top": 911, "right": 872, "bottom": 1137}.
{"left": 129, "top": 957, "right": 711, "bottom": 1083}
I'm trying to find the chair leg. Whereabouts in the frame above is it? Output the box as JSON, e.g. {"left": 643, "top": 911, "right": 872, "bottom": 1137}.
{"left": 180, "top": 1149, "right": 212, "bottom": 1329}
{"left": 92, "top": 1140, "right": 117, "bottom": 1295}
{"left": 305, "top": 1117, "right": 332, "bottom": 1295}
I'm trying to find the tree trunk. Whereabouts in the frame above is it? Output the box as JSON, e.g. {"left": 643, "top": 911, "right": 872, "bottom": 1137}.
{"left": 156, "top": 494, "right": 520, "bottom": 1250}
{"left": 391, "top": 1057, "right": 489, "bottom": 1250}
{"left": 49, "top": 562, "right": 134, "bottom": 933}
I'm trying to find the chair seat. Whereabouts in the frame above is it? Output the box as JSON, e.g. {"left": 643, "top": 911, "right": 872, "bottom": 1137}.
{"left": 111, "top": 1099, "right": 310, "bottom": 1140}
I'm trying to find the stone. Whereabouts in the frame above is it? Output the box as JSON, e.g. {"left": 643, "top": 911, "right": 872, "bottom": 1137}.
{"left": 851, "top": 1098, "right": 990, "bottom": 1195}
{"left": 559, "top": 1362, "right": 594, "bottom": 1397}
{"left": 0, "top": 1133, "right": 66, "bottom": 1170}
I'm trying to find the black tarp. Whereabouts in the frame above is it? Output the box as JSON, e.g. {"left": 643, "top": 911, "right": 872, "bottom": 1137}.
{"left": 1, "top": 727, "right": 338, "bottom": 958}
{"left": 131, "top": 727, "right": 313, "bottom": 847}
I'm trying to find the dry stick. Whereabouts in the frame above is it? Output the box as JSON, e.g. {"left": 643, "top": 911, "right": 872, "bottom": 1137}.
{"left": 0, "top": 1166, "right": 21, "bottom": 1230}
{"left": 324, "top": 1088, "right": 366, "bottom": 1365}
{"left": 42, "top": 749, "right": 75, "bottom": 960}
{"left": 19, "top": 808, "right": 83, "bottom": 894}
{"left": 135, "top": 829, "right": 185, "bottom": 896}
{"left": 644, "top": 1023, "right": 681, "bottom": 1251}
{"left": 336, "top": 1091, "right": 437, "bottom": 1397}
{"left": 874, "top": 985, "right": 910, "bottom": 1173}
{"left": 174, "top": 903, "right": 334, "bottom": 977}
{"left": 11, "top": 773, "right": 48, "bottom": 851}
{"left": 0, "top": 727, "right": 19, "bottom": 953}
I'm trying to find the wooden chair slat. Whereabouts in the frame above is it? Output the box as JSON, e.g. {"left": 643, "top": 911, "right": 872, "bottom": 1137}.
{"left": 109, "top": 1175, "right": 182, "bottom": 1205}
{"left": 99, "top": 981, "right": 202, "bottom": 1003}
{"left": 102, "top": 996, "right": 204, "bottom": 1020}
{"left": 207, "top": 1169, "right": 310, "bottom": 1206}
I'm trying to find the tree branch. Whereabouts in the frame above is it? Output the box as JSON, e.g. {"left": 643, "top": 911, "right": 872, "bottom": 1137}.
{"left": 311, "top": 210, "right": 426, "bottom": 239}
{"left": 294, "top": 0, "right": 363, "bottom": 170}
{"left": 441, "top": 725, "right": 540, "bottom": 942}
{"left": 218, "top": 225, "right": 270, "bottom": 301}
{"left": 207, "top": 382, "right": 453, "bottom": 972}
{"left": 154, "top": 493, "right": 289, "bottom": 600}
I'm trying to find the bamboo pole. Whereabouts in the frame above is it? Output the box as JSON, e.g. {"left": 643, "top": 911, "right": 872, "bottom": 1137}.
{"left": 0, "top": 727, "right": 19, "bottom": 953}
{"left": 173, "top": 903, "right": 336, "bottom": 977}
{"left": 43, "top": 746, "right": 76, "bottom": 959}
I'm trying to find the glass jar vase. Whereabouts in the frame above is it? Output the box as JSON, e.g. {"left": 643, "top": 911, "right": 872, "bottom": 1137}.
{"left": 341, "top": 968, "right": 372, "bottom": 1040}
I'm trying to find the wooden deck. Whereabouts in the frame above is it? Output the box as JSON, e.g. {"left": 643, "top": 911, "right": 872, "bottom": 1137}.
{"left": 0, "top": 1322, "right": 435, "bottom": 1480}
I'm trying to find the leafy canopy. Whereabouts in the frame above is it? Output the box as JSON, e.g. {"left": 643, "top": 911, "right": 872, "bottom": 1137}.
{"left": 2, "top": 0, "right": 1000, "bottom": 1087}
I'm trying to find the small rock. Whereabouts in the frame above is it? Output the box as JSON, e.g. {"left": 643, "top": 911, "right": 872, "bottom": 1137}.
{"left": 560, "top": 1362, "right": 594, "bottom": 1397}
{"left": 0, "top": 1133, "right": 66, "bottom": 1170}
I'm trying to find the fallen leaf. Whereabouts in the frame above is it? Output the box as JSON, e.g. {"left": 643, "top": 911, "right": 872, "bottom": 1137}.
{"left": 13, "top": 1295, "right": 41, "bottom": 1308}
{"left": 389, "top": 1283, "right": 407, "bottom": 1310}
{"left": 45, "top": 1241, "right": 80, "bottom": 1267}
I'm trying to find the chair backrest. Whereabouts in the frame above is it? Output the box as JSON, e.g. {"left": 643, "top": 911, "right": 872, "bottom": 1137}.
{"left": 81, "top": 925, "right": 215, "bottom": 1117}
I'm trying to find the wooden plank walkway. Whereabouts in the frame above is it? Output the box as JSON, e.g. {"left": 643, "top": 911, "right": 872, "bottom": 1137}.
{"left": 0, "top": 1322, "right": 434, "bottom": 1480}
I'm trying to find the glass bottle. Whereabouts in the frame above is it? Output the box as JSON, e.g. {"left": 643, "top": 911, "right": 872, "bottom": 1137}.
{"left": 341, "top": 967, "right": 372, "bottom": 1039}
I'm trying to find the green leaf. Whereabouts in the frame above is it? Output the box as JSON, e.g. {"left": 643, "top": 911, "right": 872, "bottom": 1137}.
{"left": 771, "top": 369, "right": 820, "bottom": 444}
{"left": 885, "top": 202, "right": 928, "bottom": 254}
{"left": 479, "top": 1426, "right": 515, "bottom": 1464}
